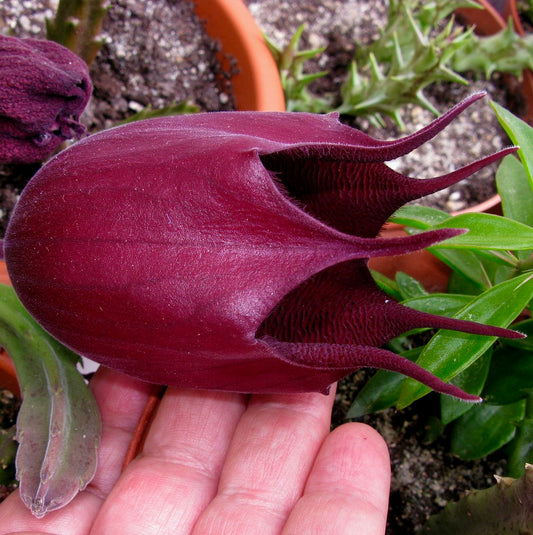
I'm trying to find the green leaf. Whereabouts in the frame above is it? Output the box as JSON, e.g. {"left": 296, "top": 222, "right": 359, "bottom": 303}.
{"left": 440, "top": 349, "right": 492, "bottom": 425}
{"left": 447, "top": 268, "right": 486, "bottom": 295}
{"left": 397, "top": 272, "right": 533, "bottom": 408}
{"left": 0, "top": 285, "right": 100, "bottom": 517}
{"left": 390, "top": 205, "right": 450, "bottom": 228}
{"left": 491, "top": 100, "right": 533, "bottom": 189}
{"left": 431, "top": 213, "right": 533, "bottom": 250}
{"left": 421, "top": 464, "right": 533, "bottom": 534}
{"left": 500, "top": 318, "right": 533, "bottom": 351}
{"left": 451, "top": 400, "right": 526, "bottom": 460}
{"left": 119, "top": 101, "right": 200, "bottom": 124}
{"left": 507, "top": 412, "right": 533, "bottom": 478}
{"left": 496, "top": 154, "right": 533, "bottom": 228}
{"left": 396, "top": 271, "right": 429, "bottom": 299}
{"left": 370, "top": 269, "right": 402, "bottom": 301}
{"left": 483, "top": 344, "right": 533, "bottom": 405}
{"left": 402, "top": 293, "right": 473, "bottom": 317}
{"left": 431, "top": 249, "right": 488, "bottom": 290}
{"left": 506, "top": 390, "right": 533, "bottom": 477}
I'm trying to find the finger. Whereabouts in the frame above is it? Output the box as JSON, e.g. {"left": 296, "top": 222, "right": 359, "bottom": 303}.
{"left": 0, "top": 367, "right": 152, "bottom": 535}
{"left": 281, "top": 423, "right": 390, "bottom": 535}
{"left": 191, "top": 389, "right": 335, "bottom": 535}
{"left": 90, "top": 388, "right": 247, "bottom": 535}
{"left": 87, "top": 366, "right": 154, "bottom": 496}
{"left": 5, "top": 532, "right": 58, "bottom": 535}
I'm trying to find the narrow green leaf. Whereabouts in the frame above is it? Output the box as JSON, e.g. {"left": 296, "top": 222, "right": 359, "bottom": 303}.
{"left": 450, "top": 400, "right": 525, "bottom": 460}
{"left": 507, "top": 417, "right": 533, "bottom": 478}
{"left": 506, "top": 392, "right": 533, "bottom": 477}
{"left": 390, "top": 205, "right": 450, "bottom": 228}
{"left": 370, "top": 269, "right": 403, "bottom": 301}
{"left": 496, "top": 154, "right": 533, "bottom": 228}
{"left": 491, "top": 100, "right": 533, "bottom": 188}
{"left": 346, "top": 371, "right": 406, "bottom": 418}
{"left": 440, "top": 349, "right": 492, "bottom": 425}
{"left": 119, "top": 101, "right": 200, "bottom": 124}
{"left": 429, "top": 248, "right": 488, "bottom": 289}
{"left": 402, "top": 293, "right": 474, "bottom": 317}
{"left": 396, "top": 271, "right": 429, "bottom": 299}
{"left": 397, "top": 272, "right": 533, "bottom": 408}
{"left": 431, "top": 213, "right": 533, "bottom": 250}
{"left": 0, "top": 285, "right": 100, "bottom": 518}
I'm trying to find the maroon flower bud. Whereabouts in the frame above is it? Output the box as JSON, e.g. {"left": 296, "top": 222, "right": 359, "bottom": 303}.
{"left": 0, "top": 35, "right": 91, "bottom": 164}
{"left": 3, "top": 93, "right": 521, "bottom": 399}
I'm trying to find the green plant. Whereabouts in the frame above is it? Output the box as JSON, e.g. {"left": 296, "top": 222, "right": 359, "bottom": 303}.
{"left": 419, "top": 464, "right": 533, "bottom": 534}
{"left": 264, "top": 24, "right": 331, "bottom": 113}
{"left": 46, "top": 0, "right": 107, "bottom": 66}
{"left": 338, "top": 0, "right": 475, "bottom": 127}
{"left": 349, "top": 102, "right": 533, "bottom": 476}
{"left": 0, "top": 285, "right": 100, "bottom": 517}
{"left": 266, "top": 0, "right": 533, "bottom": 127}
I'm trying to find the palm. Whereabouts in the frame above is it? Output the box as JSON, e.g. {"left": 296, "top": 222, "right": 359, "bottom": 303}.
{"left": 0, "top": 367, "right": 390, "bottom": 535}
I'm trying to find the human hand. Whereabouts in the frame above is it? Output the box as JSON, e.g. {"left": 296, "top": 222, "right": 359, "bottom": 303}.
{"left": 0, "top": 367, "right": 390, "bottom": 535}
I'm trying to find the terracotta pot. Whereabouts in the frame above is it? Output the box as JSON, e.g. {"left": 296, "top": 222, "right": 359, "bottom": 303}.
{"left": 0, "top": 348, "right": 19, "bottom": 398}
{"left": 188, "top": 0, "right": 285, "bottom": 112}
{"left": 0, "top": 261, "right": 19, "bottom": 397}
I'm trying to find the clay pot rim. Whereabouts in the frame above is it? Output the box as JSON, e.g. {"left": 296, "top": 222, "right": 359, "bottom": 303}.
{"left": 190, "top": 0, "right": 285, "bottom": 112}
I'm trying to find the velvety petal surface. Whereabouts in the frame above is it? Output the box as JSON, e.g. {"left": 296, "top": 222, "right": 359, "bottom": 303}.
{"left": 0, "top": 35, "right": 91, "bottom": 164}
{"left": 3, "top": 95, "right": 520, "bottom": 396}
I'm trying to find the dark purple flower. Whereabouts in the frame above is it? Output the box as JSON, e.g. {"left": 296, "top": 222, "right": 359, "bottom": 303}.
{"left": 0, "top": 35, "right": 91, "bottom": 164}
{"left": 3, "top": 93, "right": 521, "bottom": 399}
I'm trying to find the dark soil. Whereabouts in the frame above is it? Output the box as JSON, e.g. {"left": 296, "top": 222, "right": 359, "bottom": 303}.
{"left": 0, "top": 1, "right": 527, "bottom": 533}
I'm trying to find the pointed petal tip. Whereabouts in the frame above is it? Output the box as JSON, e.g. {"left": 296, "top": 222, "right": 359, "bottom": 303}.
{"left": 363, "top": 228, "right": 467, "bottom": 260}
{"left": 504, "top": 329, "right": 527, "bottom": 339}
{"left": 404, "top": 306, "right": 526, "bottom": 341}
{"left": 410, "top": 146, "right": 520, "bottom": 199}
{"left": 453, "top": 392, "right": 483, "bottom": 403}
{"left": 378, "top": 92, "right": 489, "bottom": 160}
{"left": 458, "top": 322, "right": 526, "bottom": 340}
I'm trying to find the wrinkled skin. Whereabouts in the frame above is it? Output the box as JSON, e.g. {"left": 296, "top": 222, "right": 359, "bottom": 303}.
{"left": 0, "top": 35, "right": 91, "bottom": 164}
{"left": 3, "top": 93, "right": 520, "bottom": 398}
{"left": 0, "top": 368, "right": 391, "bottom": 535}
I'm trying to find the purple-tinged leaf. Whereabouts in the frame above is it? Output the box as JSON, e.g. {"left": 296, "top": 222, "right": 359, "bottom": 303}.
{"left": 0, "top": 285, "right": 100, "bottom": 517}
